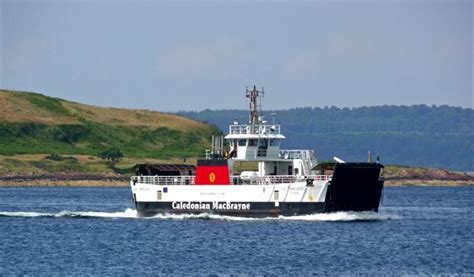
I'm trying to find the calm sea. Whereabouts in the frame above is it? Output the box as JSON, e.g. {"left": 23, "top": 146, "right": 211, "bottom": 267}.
{"left": 0, "top": 186, "right": 472, "bottom": 275}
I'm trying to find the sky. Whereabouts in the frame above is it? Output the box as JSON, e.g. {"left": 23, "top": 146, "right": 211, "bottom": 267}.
{"left": 1, "top": 0, "right": 472, "bottom": 112}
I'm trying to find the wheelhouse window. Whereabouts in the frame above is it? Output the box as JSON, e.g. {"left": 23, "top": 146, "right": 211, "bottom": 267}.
{"left": 238, "top": 139, "right": 247, "bottom": 146}
{"left": 248, "top": 139, "right": 258, "bottom": 147}
{"left": 270, "top": 139, "right": 280, "bottom": 147}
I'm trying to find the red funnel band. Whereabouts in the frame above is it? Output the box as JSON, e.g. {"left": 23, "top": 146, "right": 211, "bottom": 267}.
{"left": 194, "top": 160, "right": 230, "bottom": 185}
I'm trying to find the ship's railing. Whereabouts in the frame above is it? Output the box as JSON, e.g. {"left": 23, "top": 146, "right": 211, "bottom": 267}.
{"left": 229, "top": 175, "right": 296, "bottom": 185}
{"left": 312, "top": 175, "right": 331, "bottom": 181}
{"left": 132, "top": 176, "right": 195, "bottom": 186}
{"left": 249, "top": 175, "right": 331, "bottom": 185}
{"left": 279, "top": 150, "right": 315, "bottom": 160}
{"left": 229, "top": 124, "right": 281, "bottom": 135}
{"left": 132, "top": 174, "right": 330, "bottom": 186}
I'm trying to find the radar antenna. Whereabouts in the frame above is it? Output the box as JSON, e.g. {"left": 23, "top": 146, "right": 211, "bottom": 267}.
{"left": 246, "top": 85, "right": 264, "bottom": 134}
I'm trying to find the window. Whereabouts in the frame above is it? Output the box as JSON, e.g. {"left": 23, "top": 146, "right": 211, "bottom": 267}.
{"left": 238, "top": 139, "right": 247, "bottom": 146}
{"left": 270, "top": 139, "right": 280, "bottom": 147}
{"left": 248, "top": 139, "right": 258, "bottom": 147}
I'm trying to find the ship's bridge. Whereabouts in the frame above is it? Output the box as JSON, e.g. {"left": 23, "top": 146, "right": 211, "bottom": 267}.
{"left": 222, "top": 86, "right": 317, "bottom": 177}
{"left": 224, "top": 123, "right": 286, "bottom": 160}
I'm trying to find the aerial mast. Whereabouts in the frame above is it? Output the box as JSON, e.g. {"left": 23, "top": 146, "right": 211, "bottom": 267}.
{"left": 246, "top": 85, "right": 264, "bottom": 134}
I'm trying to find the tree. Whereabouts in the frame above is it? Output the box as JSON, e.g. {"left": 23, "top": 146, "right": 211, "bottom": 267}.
{"left": 99, "top": 148, "right": 124, "bottom": 167}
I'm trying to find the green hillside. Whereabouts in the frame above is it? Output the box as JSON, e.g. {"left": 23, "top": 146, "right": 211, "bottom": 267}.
{"left": 0, "top": 90, "right": 219, "bottom": 159}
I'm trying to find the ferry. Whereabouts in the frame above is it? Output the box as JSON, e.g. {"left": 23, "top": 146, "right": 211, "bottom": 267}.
{"left": 130, "top": 86, "right": 384, "bottom": 217}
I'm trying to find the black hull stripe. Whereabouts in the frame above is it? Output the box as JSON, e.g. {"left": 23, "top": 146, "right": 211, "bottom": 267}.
{"left": 135, "top": 201, "right": 378, "bottom": 218}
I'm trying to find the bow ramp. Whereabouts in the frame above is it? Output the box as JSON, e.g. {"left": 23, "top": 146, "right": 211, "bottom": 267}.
{"left": 324, "top": 163, "right": 385, "bottom": 212}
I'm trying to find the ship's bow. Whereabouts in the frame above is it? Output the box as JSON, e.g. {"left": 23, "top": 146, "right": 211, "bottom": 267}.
{"left": 324, "top": 163, "right": 384, "bottom": 212}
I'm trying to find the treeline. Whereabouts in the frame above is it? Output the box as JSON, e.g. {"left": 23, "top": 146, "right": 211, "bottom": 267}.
{"left": 177, "top": 105, "right": 474, "bottom": 171}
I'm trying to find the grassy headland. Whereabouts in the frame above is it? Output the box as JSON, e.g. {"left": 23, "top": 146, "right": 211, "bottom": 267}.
{"left": 0, "top": 89, "right": 218, "bottom": 185}
{"left": 0, "top": 89, "right": 219, "bottom": 158}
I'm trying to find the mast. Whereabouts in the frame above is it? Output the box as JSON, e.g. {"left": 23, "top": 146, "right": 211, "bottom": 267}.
{"left": 246, "top": 85, "right": 264, "bottom": 134}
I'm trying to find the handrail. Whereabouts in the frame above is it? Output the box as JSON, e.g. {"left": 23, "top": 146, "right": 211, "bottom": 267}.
{"left": 229, "top": 124, "right": 281, "bottom": 135}
{"left": 131, "top": 175, "right": 331, "bottom": 186}
{"left": 279, "top": 150, "right": 315, "bottom": 160}
{"left": 132, "top": 176, "right": 195, "bottom": 186}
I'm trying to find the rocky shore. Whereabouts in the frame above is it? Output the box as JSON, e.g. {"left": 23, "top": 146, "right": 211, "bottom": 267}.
{"left": 383, "top": 166, "right": 474, "bottom": 186}
{"left": 0, "top": 174, "right": 129, "bottom": 187}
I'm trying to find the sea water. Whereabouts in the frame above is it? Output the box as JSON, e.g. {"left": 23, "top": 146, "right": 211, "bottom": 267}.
{"left": 0, "top": 186, "right": 472, "bottom": 275}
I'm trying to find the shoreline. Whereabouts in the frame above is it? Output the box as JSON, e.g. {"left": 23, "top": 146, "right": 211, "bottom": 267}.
{"left": 0, "top": 180, "right": 128, "bottom": 187}
{"left": 1, "top": 154, "right": 472, "bottom": 187}
{"left": 0, "top": 179, "right": 472, "bottom": 187}
{"left": 384, "top": 179, "right": 473, "bottom": 187}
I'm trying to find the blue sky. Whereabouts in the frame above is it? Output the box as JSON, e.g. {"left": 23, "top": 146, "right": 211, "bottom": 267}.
{"left": 1, "top": 0, "right": 472, "bottom": 111}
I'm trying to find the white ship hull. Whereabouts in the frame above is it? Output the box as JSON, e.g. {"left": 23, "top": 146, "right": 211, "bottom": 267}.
{"left": 131, "top": 180, "right": 329, "bottom": 217}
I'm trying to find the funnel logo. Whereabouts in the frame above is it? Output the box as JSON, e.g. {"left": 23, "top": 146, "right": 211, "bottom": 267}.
{"left": 209, "top": 172, "right": 216, "bottom": 183}
{"left": 194, "top": 160, "right": 230, "bottom": 185}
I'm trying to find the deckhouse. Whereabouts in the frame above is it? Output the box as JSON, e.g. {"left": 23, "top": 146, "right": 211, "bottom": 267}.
{"left": 224, "top": 86, "right": 317, "bottom": 179}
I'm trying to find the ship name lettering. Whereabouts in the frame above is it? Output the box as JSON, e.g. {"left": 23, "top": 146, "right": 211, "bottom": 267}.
{"left": 289, "top": 187, "right": 304, "bottom": 191}
{"left": 171, "top": 201, "right": 250, "bottom": 210}
{"left": 171, "top": 202, "right": 211, "bottom": 210}
{"left": 212, "top": 201, "right": 251, "bottom": 210}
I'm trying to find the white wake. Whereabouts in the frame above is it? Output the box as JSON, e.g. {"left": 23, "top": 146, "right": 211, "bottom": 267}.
{"left": 0, "top": 209, "right": 397, "bottom": 221}
{"left": 0, "top": 208, "right": 137, "bottom": 219}
{"left": 276, "top": 211, "right": 398, "bottom": 221}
